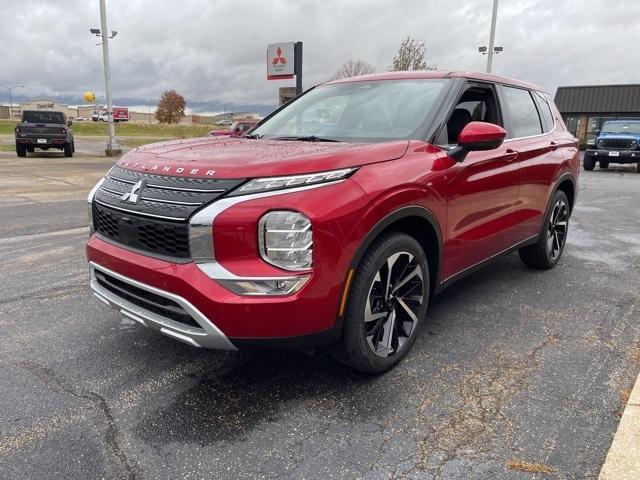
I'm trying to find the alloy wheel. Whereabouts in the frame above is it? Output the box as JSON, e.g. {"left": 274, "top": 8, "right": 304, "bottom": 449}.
{"left": 547, "top": 199, "right": 568, "bottom": 261}
{"left": 364, "top": 251, "right": 424, "bottom": 357}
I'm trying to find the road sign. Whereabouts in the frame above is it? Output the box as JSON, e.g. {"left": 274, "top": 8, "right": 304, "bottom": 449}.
{"left": 267, "top": 42, "right": 295, "bottom": 79}
{"left": 279, "top": 87, "right": 297, "bottom": 105}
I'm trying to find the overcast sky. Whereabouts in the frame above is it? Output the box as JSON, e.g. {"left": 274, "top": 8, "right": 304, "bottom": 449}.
{"left": 0, "top": 0, "right": 638, "bottom": 114}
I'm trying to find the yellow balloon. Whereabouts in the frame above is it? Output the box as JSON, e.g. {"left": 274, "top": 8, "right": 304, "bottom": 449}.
{"left": 83, "top": 91, "right": 96, "bottom": 103}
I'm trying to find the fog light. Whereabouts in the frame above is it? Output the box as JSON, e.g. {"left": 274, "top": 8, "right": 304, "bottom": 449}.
{"left": 218, "top": 276, "right": 310, "bottom": 296}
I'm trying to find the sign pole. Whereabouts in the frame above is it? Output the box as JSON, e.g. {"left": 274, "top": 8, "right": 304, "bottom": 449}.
{"left": 294, "top": 42, "right": 303, "bottom": 96}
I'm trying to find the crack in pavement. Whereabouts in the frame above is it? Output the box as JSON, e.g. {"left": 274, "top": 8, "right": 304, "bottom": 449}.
{"left": 15, "top": 361, "right": 139, "bottom": 480}
{"left": 373, "top": 335, "right": 561, "bottom": 479}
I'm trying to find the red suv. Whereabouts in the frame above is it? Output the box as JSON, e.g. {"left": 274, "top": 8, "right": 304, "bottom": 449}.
{"left": 87, "top": 71, "right": 578, "bottom": 372}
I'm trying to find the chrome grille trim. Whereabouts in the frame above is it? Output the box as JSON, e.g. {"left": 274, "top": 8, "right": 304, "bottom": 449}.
{"left": 94, "top": 199, "right": 187, "bottom": 221}
{"left": 92, "top": 167, "right": 245, "bottom": 259}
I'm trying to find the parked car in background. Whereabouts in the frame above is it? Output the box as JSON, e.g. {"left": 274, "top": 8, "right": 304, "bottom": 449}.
{"left": 584, "top": 120, "right": 640, "bottom": 172}
{"left": 92, "top": 107, "right": 130, "bottom": 122}
{"left": 87, "top": 71, "right": 578, "bottom": 373}
{"left": 209, "top": 119, "right": 260, "bottom": 137}
{"left": 15, "top": 110, "right": 74, "bottom": 157}
{"left": 215, "top": 119, "right": 233, "bottom": 127}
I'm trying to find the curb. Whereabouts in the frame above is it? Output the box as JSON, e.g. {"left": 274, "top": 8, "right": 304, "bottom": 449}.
{"left": 599, "top": 371, "right": 640, "bottom": 479}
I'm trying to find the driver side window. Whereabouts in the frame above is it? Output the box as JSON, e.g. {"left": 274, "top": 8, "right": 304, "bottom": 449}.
{"left": 436, "top": 84, "right": 501, "bottom": 146}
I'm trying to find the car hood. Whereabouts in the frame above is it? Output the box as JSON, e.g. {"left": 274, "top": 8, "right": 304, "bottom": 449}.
{"left": 599, "top": 133, "right": 640, "bottom": 140}
{"left": 116, "top": 137, "right": 410, "bottom": 178}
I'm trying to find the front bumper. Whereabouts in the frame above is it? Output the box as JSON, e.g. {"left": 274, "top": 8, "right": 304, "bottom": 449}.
{"left": 586, "top": 149, "right": 640, "bottom": 162}
{"left": 86, "top": 235, "right": 344, "bottom": 347}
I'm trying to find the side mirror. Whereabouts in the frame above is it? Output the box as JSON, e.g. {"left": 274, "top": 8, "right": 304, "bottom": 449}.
{"left": 449, "top": 121, "right": 506, "bottom": 162}
{"left": 67, "top": 120, "right": 73, "bottom": 126}
{"left": 594, "top": 129, "right": 601, "bottom": 136}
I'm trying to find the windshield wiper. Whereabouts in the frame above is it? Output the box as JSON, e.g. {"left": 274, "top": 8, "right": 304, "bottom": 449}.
{"left": 270, "top": 135, "right": 340, "bottom": 142}
{"left": 243, "top": 133, "right": 263, "bottom": 139}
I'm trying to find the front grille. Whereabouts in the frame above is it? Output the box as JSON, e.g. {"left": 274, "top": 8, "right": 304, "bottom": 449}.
{"left": 599, "top": 138, "right": 636, "bottom": 150}
{"left": 92, "top": 166, "right": 245, "bottom": 259}
{"left": 95, "top": 204, "right": 191, "bottom": 258}
{"left": 94, "top": 269, "right": 201, "bottom": 329}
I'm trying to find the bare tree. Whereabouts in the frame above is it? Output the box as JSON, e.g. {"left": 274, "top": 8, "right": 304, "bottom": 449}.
{"left": 334, "top": 59, "right": 375, "bottom": 79}
{"left": 389, "top": 37, "right": 436, "bottom": 71}
{"left": 155, "top": 90, "right": 186, "bottom": 124}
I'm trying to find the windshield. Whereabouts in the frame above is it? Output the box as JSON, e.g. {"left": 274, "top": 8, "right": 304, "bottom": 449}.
{"left": 601, "top": 121, "right": 640, "bottom": 135}
{"left": 251, "top": 79, "right": 448, "bottom": 142}
{"left": 22, "top": 111, "right": 65, "bottom": 124}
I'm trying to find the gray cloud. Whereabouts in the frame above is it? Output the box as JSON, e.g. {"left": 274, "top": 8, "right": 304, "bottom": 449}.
{"left": 0, "top": 0, "right": 638, "bottom": 112}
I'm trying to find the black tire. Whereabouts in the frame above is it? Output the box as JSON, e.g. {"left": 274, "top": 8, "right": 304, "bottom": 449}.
{"left": 583, "top": 155, "right": 595, "bottom": 171}
{"left": 26, "top": 146, "right": 34, "bottom": 153}
{"left": 519, "top": 190, "right": 570, "bottom": 270}
{"left": 16, "top": 144, "right": 27, "bottom": 157}
{"left": 72, "top": 140, "right": 75, "bottom": 153}
{"left": 329, "top": 232, "right": 429, "bottom": 373}
{"left": 63, "top": 142, "right": 73, "bottom": 157}
{"left": 599, "top": 160, "right": 609, "bottom": 169}
{"left": 636, "top": 161, "right": 640, "bottom": 174}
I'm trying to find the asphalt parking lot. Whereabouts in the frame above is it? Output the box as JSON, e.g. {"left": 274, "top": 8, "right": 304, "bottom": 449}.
{"left": 1, "top": 147, "right": 639, "bottom": 479}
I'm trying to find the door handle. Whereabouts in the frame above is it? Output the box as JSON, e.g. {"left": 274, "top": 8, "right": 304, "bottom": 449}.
{"left": 504, "top": 149, "right": 519, "bottom": 162}
{"left": 549, "top": 141, "right": 558, "bottom": 151}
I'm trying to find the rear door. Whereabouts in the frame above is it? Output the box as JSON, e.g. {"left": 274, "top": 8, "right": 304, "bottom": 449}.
{"left": 499, "top": 86, "right": 560, "bottom": 240}
{"left": 440, "top": 82, "right": 521, "bottom": 280}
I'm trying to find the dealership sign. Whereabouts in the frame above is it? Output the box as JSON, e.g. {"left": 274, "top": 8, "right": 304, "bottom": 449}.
{"left": 267, "top": 42, "right": 295, "bottom": 79}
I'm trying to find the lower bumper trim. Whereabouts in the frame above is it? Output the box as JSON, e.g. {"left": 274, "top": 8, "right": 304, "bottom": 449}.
{"left": 89, "top": 261, "right": 237, "bottom": 351}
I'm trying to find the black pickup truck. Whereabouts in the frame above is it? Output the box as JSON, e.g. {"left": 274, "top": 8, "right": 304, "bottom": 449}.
{"left": 15, "top": 110, "right": 75, "bottom": 157}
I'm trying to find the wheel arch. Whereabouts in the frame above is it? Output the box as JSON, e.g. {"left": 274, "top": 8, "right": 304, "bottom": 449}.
{"left": 554, "top": 173, "right": 576, "bottom": 215}
{"left": 348, "top": 205, "right": 443, "bottom": 296}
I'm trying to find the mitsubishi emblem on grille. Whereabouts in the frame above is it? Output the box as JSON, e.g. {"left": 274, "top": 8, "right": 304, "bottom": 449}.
{"left": 120, "top": 180, "right": 145, "bottom": 204}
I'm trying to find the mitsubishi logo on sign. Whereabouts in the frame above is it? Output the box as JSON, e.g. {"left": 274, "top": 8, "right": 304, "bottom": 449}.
{"left": 267, "top": 42, "right": 295, "bottom": 79}
{"left": 120, "top": 180, "right": 145, "bottom": 204}
{"left": 272, "top": 47, "right": 287, "bottom": 65}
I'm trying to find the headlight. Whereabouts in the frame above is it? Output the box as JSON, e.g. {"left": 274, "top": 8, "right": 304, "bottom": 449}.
{"left": 586, "top": 138, "right": 596, "bottom": 146}
{"left": 258, "top": 211, "right": 312, "bottom": 271}
{"left": 597, "top": 139, "right": 604, "bottom": 147}
{"left": 229, "top": 168, "right": 356, "bottom": 196}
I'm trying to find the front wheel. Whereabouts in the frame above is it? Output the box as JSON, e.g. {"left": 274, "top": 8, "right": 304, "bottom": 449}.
{"left": 330, "top": 232, "right": 429, "bottom": 373}
{"left": 519, "top": 190, "right": 570, "bottom": 269}
{"left": 16, "top": 144, "right": 27, "bottom": 157}
{"left": 583, "top": 155, "right": 595, "bottom": 171}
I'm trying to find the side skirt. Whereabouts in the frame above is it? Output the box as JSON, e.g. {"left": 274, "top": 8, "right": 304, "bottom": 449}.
{"left": 440, "top": 235, "right": 539, "bottom": 290}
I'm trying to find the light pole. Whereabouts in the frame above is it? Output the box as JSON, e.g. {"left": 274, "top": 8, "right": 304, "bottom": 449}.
{"left": 90, "top": 0, "right": 121, "bottom": 156}
{"left": 0, "top": 83, "right": 24, "bottom": 120}
{"left": 486, "top": 0, "right": 499, "bottom": 73}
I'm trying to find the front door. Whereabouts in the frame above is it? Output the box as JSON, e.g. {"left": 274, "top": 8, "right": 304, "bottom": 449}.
{"left": 437, "top": 82, "right": 521, "bottom": 280}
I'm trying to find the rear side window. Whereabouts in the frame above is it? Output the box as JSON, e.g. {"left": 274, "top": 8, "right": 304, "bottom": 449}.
{"left": 22, "top": 111, "right": 65, "bottom": 124}
{"left": 502, "top": 87, "right": 542, "bottom": 138}
{"left": 532, "top": 91, "right": 555, "bottom": 133}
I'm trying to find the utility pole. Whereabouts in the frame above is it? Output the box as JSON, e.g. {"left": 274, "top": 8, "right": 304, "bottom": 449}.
{"left": 1, "top": 83, "right": 24, "bottom": 120}
{"left": 93, "top": 0, "right": 121, "bottom": 156}
{"left": 486, "top": 0, "right": 499, "bottom": 73}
